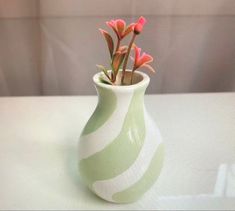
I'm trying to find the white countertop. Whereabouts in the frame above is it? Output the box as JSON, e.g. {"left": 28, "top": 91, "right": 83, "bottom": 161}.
{"left": 0, "top": 93, "right": 235, "bottom": 210}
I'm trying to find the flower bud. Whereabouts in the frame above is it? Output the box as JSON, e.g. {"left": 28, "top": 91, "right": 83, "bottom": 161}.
{"left": 134, "top": 16, "right": 146, "bottom": 34}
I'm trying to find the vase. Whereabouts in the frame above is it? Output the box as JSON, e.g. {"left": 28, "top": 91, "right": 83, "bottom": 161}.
{"left": 78, "top": 71, "right": 164, "bottom": 203}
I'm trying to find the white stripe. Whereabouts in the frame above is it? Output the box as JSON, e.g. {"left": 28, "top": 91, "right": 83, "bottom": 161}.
{"left": 93, "top": 109, "right": 163, "bottom": 202}
{"left": 78, "top": 91, "right": 134, "bottom": 160}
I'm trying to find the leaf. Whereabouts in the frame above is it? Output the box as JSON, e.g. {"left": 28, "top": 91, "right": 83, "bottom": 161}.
{"left": 99, "top": 76, "right": 113, "bottom": 85}
{"left": 99, "top": 29, "right": 114, "bottom": 58}
{"left": 96, "top": 64, "right": 112, "bottom": 83}
{"left": 112, "top": 52, "right": 126, "bottom": 74}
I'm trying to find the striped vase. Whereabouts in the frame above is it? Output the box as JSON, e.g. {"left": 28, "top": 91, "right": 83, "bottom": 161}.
{"left": 78, "top": 71, "right": 164, "bottom": 203}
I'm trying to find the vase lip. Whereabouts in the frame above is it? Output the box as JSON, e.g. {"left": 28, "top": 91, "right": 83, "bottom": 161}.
{"left": 93, "top": 70, "right": 150, "bottom": 92}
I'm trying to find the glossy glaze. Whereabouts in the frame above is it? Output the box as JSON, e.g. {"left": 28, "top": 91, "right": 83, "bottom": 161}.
{"left": 78, "top": 71, "right": 164, "bottom": 203}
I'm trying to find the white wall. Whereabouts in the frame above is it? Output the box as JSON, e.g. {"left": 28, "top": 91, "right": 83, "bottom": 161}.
{"left": 0, "top": 0, "right": 235, "bottom": 95}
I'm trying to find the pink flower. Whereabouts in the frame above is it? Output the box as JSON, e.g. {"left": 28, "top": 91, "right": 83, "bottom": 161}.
{"left": 134, "top": 16, "right": 146, "bottom": 34}
{"left": 133, "top": 46, "right": 155, "bottom": 72}
{"left": 106, "top": 19, "right": 135, "bottom": 40}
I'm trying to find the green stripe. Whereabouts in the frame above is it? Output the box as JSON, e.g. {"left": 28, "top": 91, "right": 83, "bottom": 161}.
{"left": 81, "top": 86, "right": 117, "bottom": 136}
{"left": 112, "top": 144, "right": 164, "bottom": 203}
{"left": 79, "top": 88, "right": 146, "bottom": 189}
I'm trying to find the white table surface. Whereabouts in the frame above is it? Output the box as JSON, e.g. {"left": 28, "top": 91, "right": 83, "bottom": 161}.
{"left": 0, "top": 93, "right": 235, "bottom": 210}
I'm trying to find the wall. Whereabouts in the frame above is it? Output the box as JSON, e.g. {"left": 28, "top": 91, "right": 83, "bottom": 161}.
{"left": 0, "top": 0, "right": 235, "bottom": 95}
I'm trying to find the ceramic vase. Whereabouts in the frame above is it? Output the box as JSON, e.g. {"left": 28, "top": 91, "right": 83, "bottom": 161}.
{"left": 78, "top": 71, "right": 164, "bottom": 203}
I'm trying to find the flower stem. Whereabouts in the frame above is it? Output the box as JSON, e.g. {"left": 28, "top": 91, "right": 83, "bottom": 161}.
{"left": 130, "top": 68, "right": 135, "bottom": 85}
{"left": 121, "top": 33, "right": 136, "bottom": 85}
{"left": 115, "top": 39, "right": 120, "bottom": 53}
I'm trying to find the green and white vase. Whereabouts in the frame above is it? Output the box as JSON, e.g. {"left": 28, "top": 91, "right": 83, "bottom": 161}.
{"left": 78, "top": 71, "right": 164, "bottom": 203}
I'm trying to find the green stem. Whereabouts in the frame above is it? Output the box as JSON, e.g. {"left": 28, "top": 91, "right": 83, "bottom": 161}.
{"left": 121, "top": 33, "right": 136, "bottom": 85}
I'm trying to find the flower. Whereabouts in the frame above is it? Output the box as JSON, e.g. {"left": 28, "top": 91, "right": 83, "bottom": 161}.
{"left": 98, "top": 16, "right": 155, "bottom": 85}
{"left": 132, "top": 46, "right": 155, "bottom": 72}
{"left": 106, "top": 19, "right": 135, "bottom": 40}
{"left": 118, "top": 45, "right": 128, "bottom": 54}
{"left": 134, "top": 16, "right": 146, "bottom": 34}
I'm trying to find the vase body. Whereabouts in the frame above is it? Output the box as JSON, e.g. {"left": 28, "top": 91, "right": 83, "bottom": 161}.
{"left": 78, "top": 71, "right": 164, "bottom": 203}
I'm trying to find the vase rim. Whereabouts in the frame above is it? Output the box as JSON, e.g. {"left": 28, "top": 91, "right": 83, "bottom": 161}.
{"left": 93, "top": 70, "right": 150, "bottom": 92}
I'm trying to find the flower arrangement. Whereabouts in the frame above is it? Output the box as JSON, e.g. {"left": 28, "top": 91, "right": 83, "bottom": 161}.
{"left": 97, "top": 16, "right": 155, "bottom": 85}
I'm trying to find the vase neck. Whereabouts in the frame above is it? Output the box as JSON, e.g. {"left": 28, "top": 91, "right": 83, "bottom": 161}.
{"left": 93, "top": 71, "right": 149, "bottom": 112}
{"left": 95, "top": 85, "right": 147, "bottom": 115}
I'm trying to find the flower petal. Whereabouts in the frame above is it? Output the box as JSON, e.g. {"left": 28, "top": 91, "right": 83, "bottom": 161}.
{"left": 116, "top": 19, "right": 126, "bottom": 37}
{"left": 138, "top": 16, "right": 147, "bottom": 25}
{"left": 138, "top": 53, "right": 153, "bottom": 66}
{"left": 106, "top": 20, "right": 114, "bottom": 28}
{"left": 134, "top": 16, "right": 147, "bottom": 34}
{"left": 142, "top": 64, "right": 156, "bottom": 73}
{"left": 123, "top": 23, "right": 135, "bottom": 37}
{"left": 134, "top": 46, "right": 141, "bottom": 67}
{"left": 106, "top": 20, "right": 120, "bottom": 39}
{"left": 119, "top": 45, "right": 128, "bottom": 54}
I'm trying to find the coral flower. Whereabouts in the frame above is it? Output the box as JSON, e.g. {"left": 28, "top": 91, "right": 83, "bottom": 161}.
{"left": 106, "top": 19, "right": 135, "bottom": 40}
{"left": 134, "top": 16, "right": 146, "bottom": 34}
{"left": 133, "top": 46, "right": 155, "bottom": 72}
